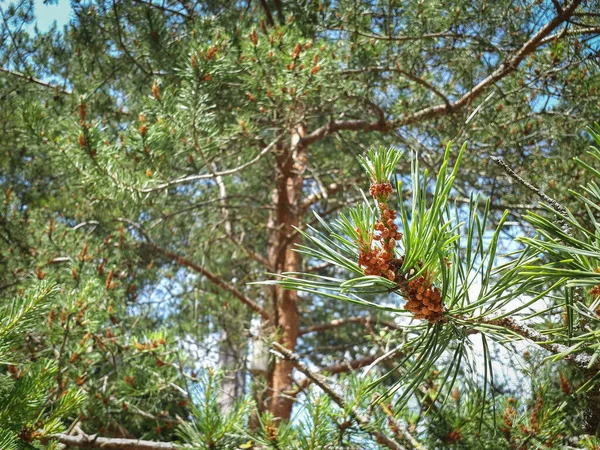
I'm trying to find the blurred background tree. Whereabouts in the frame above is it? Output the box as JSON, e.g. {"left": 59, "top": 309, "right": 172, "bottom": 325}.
{"left": 0, "top": 0, "right": 599, "bottom": 448}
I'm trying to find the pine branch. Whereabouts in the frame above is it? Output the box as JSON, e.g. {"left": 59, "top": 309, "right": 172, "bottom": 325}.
{"left": 130, "top": 0, "right": 191, "bottom": 19}
{"left": 300, "top": 181, "right": 345, "bottom": 211}
{"left": 478, "top": 316, "right": 600, "bottom": 372}
{"left": 153, "top": 245, "right": 270, "bottom": 320}
{"left": 539, "top": 25, "right": 600, "bottom": 45}
{"left": 325, "top": 28, "right": 463, "bottom": 42}
{"left": 141, "top": 134, "right": 284, "bottom": 193}
{"left": 301, "top": 0, "right": 583, "bottom": 147}
{"left": 294, "top": 355, "right": 380, "bottom": 391}
{"left": 341, "top": 66, "right": 451, "bottom": 107}
{"left": 111, "top": 0, "right": 153, "bottom": 76}
{"left": 271, "top": 342, "right": 408, "bottom": 450}
{"left": 42, "top": 432, "right": 179, "bottom": 450}
{"left": 298, "top": 316, "right": 401, "bottom": 336}
{"left": 377, "top": 402, "right": 425, "bottom": 450}
{"left": 0, "top": 67, "right": 72, "bottom": 94}
{"left": 226, "top": 233, "right": 273, "bottom": 271}
{"left": 490, "top": 156, "right": 570, "bottom": 218}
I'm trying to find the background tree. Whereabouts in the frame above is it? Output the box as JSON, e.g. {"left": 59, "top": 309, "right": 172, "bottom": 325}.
{"left": 0, "top": 0, "right": 599, "bottom": 448}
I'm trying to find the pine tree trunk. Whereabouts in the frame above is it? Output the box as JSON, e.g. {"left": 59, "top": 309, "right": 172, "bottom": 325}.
{"left": 217, "top": 330, "right": 244, "bottom": 413}
{"left": 266, "top": 124, "right": 306, "bottom": 420}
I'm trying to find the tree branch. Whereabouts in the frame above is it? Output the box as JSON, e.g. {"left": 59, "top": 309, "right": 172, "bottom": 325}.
{"left": 271, "top": 342, "right": 407, "bottom": 450}
{"left": 490, "top": 156, "right": 571, "bottom": 234}
{"left": 477, "top": 316, "right": 600, "bottom": 372}
{"left": 130, "top": 0, "right": 191, "bottom": 19}
{"left": 42, "top": 432, "right": 179, "bottom": 450}
{"left": 298, "top": 316, "right": 401, "bottom": 336}
{"left": 294, "top": 355, "right": 379, "bottom": 391}
{"left": 301, "top": 0, "right": 583, "bottom": 147}
{"left": 141, "top": 134, "right": 284, "bottom": 193}
{"left": 341, "top": 66, "right": 451, "bottom": 107}
{"left": 0, "top": 67, "right": 72, "bottom": 94}
{"left": 152, "top": 244, "right": 270, "bottom": 321}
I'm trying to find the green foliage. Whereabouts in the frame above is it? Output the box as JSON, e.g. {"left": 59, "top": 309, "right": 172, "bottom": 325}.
{"left": 0, "top": 282, "right": 83, "bottom": 447}
{"left": 178, "top": 371, "right": 250, "bottom": 449}
{"left": 1, "top": 0, "right": 600, "bottom": 449}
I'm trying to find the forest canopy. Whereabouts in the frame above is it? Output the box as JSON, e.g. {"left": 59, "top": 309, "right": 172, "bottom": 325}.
{"left": 1, "top": 0, "right": 600, "bottom": 448}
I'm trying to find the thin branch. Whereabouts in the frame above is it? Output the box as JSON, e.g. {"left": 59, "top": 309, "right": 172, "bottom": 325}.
{"left": 539, "top": 25, "right": 600, "bottom": 45}
{"left": 152, "top": 244, "right": 270, "bottom": 321}
{"left": 226, "top": 233, "right": 273, "bottom": 271}
{"left": 112, "top": 0, "right": 152, "bottom": 76}
{"left": 326, "top": 27, "right": 462, "bottom": 42}
{"left": 300, "top": 182, "right": 343, "bottom": 211}
{"left": 258, "top": 0, "right": 275, "bottom": 26}
{"left": 130, "top": 0, "right": 191, "bottom": 19}
{"left": 294, "top": 355, "right": 379, "bottom": 391}
{"left": 478, "top": 316, "right": 600, "bottom": 372}
{"left": 298, "top": 316, "right": 401, "bottom": 336}
{"left": 490, "top": 156, "right": 571, "bottom": 233}
{"left": 0, "top": 67, "right": 72, "bottom": 94}
{"left": 141, "top": 134, "right": 284, "bottom": 193}
{"left": 341, "top": 66, "right": 450, "bottom": 107}
{"left": 41, "top": 432, "right": 179, "bottom": 450}
{"left": 271, "top": 342, "right": 407, "bottom": 450}
{"left": 376, "top": 401, "right": 425, "bottom": 450}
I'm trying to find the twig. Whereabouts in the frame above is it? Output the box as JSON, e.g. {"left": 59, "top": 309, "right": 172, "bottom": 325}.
{"left": 490, "top": 156, "right": 571, "bottom": 235}
{"left": 130, "top": 0, "right": 191, "bottom": 19}
{"left": 298, "top": 316, "right": 401, "bottom": 336}
{"left": 341, "top": 66, "right": 451, "bottom": 108}
{"left": 141, "top": 134, "right": 284, "bottom": 193}
{"left": 0, "top": 67, "right": 72, "bottom": 94}
{"left": 153, "top": 245, "right": 270, "bottom": 321}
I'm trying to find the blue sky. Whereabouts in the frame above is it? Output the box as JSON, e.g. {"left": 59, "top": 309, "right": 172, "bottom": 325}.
{"left": 31, "top": 0, "right": 71, "bottom": 32}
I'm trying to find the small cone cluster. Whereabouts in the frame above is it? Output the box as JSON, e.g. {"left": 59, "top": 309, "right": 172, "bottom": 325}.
{"left": 402, "top": 276, "right": 443, "bottom": 322}
{"left": 357, "top": 182, "right": 402, "bottom": 281}
{"left": 356, "top": 178, "right": 444, "bottom": 322}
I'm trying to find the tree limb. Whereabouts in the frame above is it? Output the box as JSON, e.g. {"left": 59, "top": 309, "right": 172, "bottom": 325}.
{"left": 141, "top": 134, "right": 284, "bottom": 193}
{"left": 477, "top": 316, "right": 600, "bottom": 372}
{"left": 341, "top": 66, "right": 451, "bottom": 107}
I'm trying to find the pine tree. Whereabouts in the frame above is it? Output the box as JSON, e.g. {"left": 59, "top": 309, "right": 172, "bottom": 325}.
{"left": 1, "top": 0, "right": 600, "bottom": 448}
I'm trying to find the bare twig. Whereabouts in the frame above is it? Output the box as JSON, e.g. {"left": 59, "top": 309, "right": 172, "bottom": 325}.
{"left": 341, "top": 66, "right": 451, "bottom": 107}
{"left": 477, "top": 316, "right": 600, "bottom": 372}
{"left": 130, "top": 0, "right": 191, "bottom": 19}
{"left": 490, "top": 156, "right": 571, "bottom": 234}
{"left": 141, "top": 134, "right": 284, "bottom": 193}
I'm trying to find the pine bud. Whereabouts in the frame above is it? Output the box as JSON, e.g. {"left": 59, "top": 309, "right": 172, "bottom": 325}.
{"left": 151, "top": 82, "right": 161, "bottom": 100}
{"left": 291, "top": 43, "right": 302, "bottom": 59}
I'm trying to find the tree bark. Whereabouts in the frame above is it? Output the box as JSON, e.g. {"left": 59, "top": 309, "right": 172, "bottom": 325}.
{"left": 266, "top": 123, "right": 306, "bottom": 420}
